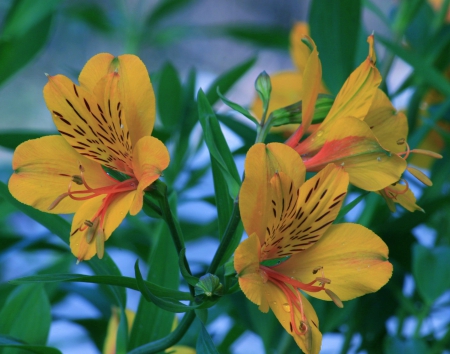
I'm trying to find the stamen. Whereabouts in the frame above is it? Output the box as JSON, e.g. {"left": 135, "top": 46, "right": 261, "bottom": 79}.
{"left": 384, "top": 179, "right": 409, "bottom": 199}
{"left": 96, "top": 228, "right": 105, "bottom": 259}
{"left": 325, "top": 288, "right": 343, "bottom": 308}
{"left": 85, "top": 218, "right": 99, "bottom": 244}
{"left": 315, "top": 277, "right": 331, "bottom": 286}
{"left": 84, "top": 220, "right": 94, "bottom": 227}
{"left": 72, "top": 175, "right": 83, "bottom": 185}
{"left": 312, "top": 266, "right": 323, "bottom": 274}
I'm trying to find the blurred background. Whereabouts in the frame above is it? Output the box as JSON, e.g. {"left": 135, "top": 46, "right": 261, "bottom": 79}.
{"left": 1, "top": 0, "right": 450, "bottom": 353}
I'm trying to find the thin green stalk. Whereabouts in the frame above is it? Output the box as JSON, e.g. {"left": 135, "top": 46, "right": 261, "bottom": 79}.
{"left": 276, "top": 330, "right": 294, "bottom": 354}
{"left": 430, "top": 325, "right": 450, "bottom": 354}
{"left": 158, "top": 189, "right": 195, "bottom": 295}
{"left": 413, "top": 304, "right": 430, "bottom": 338}
{"left": 208, "top": 200, "right": 240, "bottom": 274}
{"left": 339, "top": 321, "right": 356, "bottom": 354}
{"left": 127, "top": 311, "right": 196, "bottom": 354}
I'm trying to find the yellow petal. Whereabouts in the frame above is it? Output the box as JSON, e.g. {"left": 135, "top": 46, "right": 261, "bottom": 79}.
{"left": 44, "top": 74, "right": 133, "bottom": 174}
{"left": 364, "top": 89, "right": 409, "bottom": 154}
{"left": 301, "top": 117, "right": 407, "bottom": 191}
{"left": 103, "top": 307, "right": 135, "bottom": 354}
{"left": 379, "top": 183, "right": 423, "bottom": 213}
{"left": 261, "top": 164, "right": 349, "bottom": 260}
{"left": 234, "top": 233, "right": 266, "bottom": 308}
{"left": 275, "top": 223, "right": 393, "bottom": 301}
{"left": 289, "top": 22, "right": 311, "bottom": 73}
{"left": 78, "top": 54, "right": 155, "bottom": 145}
{"left": 407, "top": 166, "right": 432, "bottom": 186}
{"left": 323, "top": 35, "right": 381, "bottom": 125}
{"left": 130, "top": 136, "right": 170, "bottom": 215}
{"left": 165, "top": 346, "right": 196, "bottom": 354}
{"left": 265, "top": 282, "right": 322, "bottom": 354}
{"left": 70, "top": 191, "right": 135, "bottom": 261}
{"left": 9, "top": 136, "right": 115, "bottom": 214}
{"left": 251, "top": 71, "right": 304, "bottom": 120}
{"left": 297, "top": 36, "right": 322, "bottom": 141}
{"left": 240, "top": 143, "right": 305, "bottom": 245}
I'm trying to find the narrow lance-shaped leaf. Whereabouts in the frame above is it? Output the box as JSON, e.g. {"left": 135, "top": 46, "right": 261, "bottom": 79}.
{"left": 128, "top": 217, "right": 181, "bottom": 349}
{"left": 10, "top": 274, "right": 193, "bottom": 301}
{"left": 205, "top": 57, "right": 256, "bottom": 105}
{"left": 197, "top": 89, "right": 241, "bottom": 199}
{"left": 134, "top": 260, "right": 201, "bottom": 313}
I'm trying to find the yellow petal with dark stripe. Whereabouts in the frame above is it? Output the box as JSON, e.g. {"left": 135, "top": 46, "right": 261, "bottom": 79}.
{"left": 274, "top": 223, "right": 392, "bottom": 301}
{"left": 261, "top": 164, "right": 348, "bottom": 260}
{"left": 240, "top": 143, "right": 305, "bottom": 245}
{"left": 9, "top": 136, "right": 116, "bottom": 214}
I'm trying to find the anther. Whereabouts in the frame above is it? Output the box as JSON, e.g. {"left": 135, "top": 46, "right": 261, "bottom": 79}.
{"left": 72, "top": 175, "right": 83, "bottom": 185}
{"left": 312, "top": 266, "right": 323, "bottom": 274}
{"left": 85, "top": 218, "right": 99, "bottom": 244}
{"left": 84, "top": 220, "right": 94, "bottom": 227}
{"left": 79, "top": 163, "right": 85, "bottom": 173}
{"left": 325, "top": 288, "right": 343, "bottom": 308}
{"left": 315, "top": 277, "right": 331, "bottom": 286}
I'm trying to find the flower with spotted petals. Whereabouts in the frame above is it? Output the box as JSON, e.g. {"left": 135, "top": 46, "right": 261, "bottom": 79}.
{"left": 234, "top": 143, "right": 392, "bottom": 354}
{"left": 9, "top": 53, "right": 169, "bottom": 261}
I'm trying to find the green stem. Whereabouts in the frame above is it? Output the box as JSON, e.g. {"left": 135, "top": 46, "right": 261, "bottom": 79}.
{"left": 276, "top": 330, "right": 294, "bottom": 354}
{"left": 127, "top": 311, "right": 196, "bottom": 354}
{"left": 158, "top": 187, "right": 195, "bottom": 295}
{"left": 413, "top": 304, "right": 430, "bottom": 338}
{"left": 430, "top": 325, "right": 450, "bottom": 354}
{"left": 339, "top": 321, "right": 355, "bottom": 354}
{"left": 208, "top": 199, "right": 240, "bottom": 274}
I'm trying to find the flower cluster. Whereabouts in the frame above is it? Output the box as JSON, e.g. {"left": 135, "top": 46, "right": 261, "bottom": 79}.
{"left": 234, "top": 28, "right": 441, "bottom": 353}
{"left": 7, "top": 27, "right": 441, "bottom": 354}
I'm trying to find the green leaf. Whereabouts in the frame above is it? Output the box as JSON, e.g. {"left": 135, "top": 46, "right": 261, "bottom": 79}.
{"left": 412, "top": 244, "right": 450, "bottom": 304}
{"left": 217, "top": 114, "right": 256, "bottom": 147}
{"left": 384, "top": 337, "right": 429, "bottom": 354}
{"left": 206, "top": 25, "right": 290, "bottom": 49}
{"left": 335, "top": 192, "right": 369, "bottom": 223}
{"left": 10, "top": 274, "right": 192, "bottom": 301}
{"left": 0, "top": 131, "right": 53, "bottom": 150}
{"left": 309, "top": 0, "right": 362, "bottom": 94}
{"left": 377, "top": 35, "right": 450, "bottom": 97}
{"left": 145, "top": 0, "right": 196, "bottom": 28}
{"left": 0, "top": 335, "right": 62, "bottom": 354}
{"left": 134, "top": 260, "right": 201, "bottom": 312}
{"left": 196, "top": 322, "right": 219, "bottom": 354}
{"left": 0, "top": 180, "right": 127, "bottom": 308}
{"left": 217, "top": 87, "right": 258, "bottom": 125}
{"left": 1, "top": 0, "right": 60, "bottom": 37}
{"left": 128, "top": 220, "right": 181, "bottom": 350}
{"left": 0, "top": 285, "right": 51, "bottom": 348}
{"left": 179, "top": 248, "right": 199, "bottom": 286}
{"left": 205, "top": 57, "right": 256, "bottom": 105}
{"left": 158, "top": 62, "right": 183, "bottom": 130}
{"left": 197, "top": 89, "right": 241, "bottom": 199}
{"left": 0, "top": 0, "right": 57, "bottom": 85}
{"left": 64, "top": 4, "right": 113, "bottom": 33}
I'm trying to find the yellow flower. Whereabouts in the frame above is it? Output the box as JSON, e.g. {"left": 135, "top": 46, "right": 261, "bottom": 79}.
{"left": 284, "top": 34, "right": 406, "bottom": 192}
{"left": 251, "top": 22, "right": 328, "bottom": 136}
{"left": 9, "top": 54, "right": 170, "bottom": 261}
{"left": 103, "top": 308, "right": 195, "bottom": 354}
{"left": 235, "top": 143, "right": 392, "bottom": 354}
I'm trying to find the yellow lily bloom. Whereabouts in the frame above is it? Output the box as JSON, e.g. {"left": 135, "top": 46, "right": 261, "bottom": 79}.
{"left": 252, "top": 22, "right": 328, "bottom": 136}
{"left": 9, "top": 53, "right": 170, "bottom": 261}
{"left": 284, "top": 34, "right": 406, "bottom": 192}
{"left": 235, "top": 143, "right": 392, "bottom": 354}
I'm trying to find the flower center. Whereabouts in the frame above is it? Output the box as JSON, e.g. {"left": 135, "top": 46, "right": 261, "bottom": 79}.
{"left": 49, "top": 163, "right": 138, "bottom": 260}
{"left": 260, "top": 264, "right": 342, "bottom": 337}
